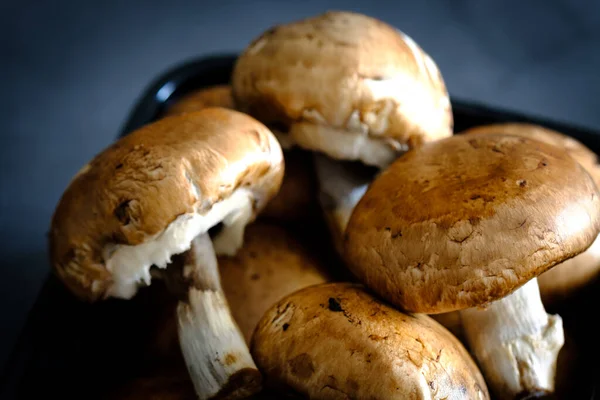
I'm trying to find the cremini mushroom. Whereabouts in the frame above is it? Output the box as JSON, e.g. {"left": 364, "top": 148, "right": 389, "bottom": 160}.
{"left": 164, "top": 85, "right": 234, "bottom": 116}
{"left": 465, "top": 123, "right": 600, "bottom": 307}
{"left": 231, "top": 10, "right": 452, "bottom": 250}
{"left": 251, "top": 282, "right": 489, "bottom": 399}
{"left": 148, "top": 221, "right": 331, "bottom": 358}
{"left": 49, "top": 108, "right": 284, "bottom": 399}
{"left": 164, "top": 84, "right": 318, "bottom": 223}
{"left": 344, "top": 132, "right": 600, "bottom": 398}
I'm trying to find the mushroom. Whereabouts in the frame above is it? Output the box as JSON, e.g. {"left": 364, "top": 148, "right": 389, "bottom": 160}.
{"left": 231, "top": 10, "right": 452, "bottom": 249}
{"left": 164, "top": 85, "right": 234, "bottom": 116}
{"left": 48, "top": 108, "right": 284, "bottom": 399}
{"left": 344, "top": 133, "right": 600, "bottom": 398}
{"left": 164, "top": 84, "right": 319, "bottom": 223}
{"left": 251, "top": 282, "right": 490, "bottom": 399}
{"left": 220, "top": 222, "right": 332, "bottom": 342}
{"left": 148, "top": 221, "right": 331, "bottom": 358}
{"left": 464, "top": 123, "right": 600, "bottom": 307}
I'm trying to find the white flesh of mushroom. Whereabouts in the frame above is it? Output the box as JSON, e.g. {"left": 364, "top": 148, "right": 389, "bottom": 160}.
{"left": 291, "top": 121, "right": 400, "bottom": 169}
{"left": 102, "top": 188, "right": 253, "bottom": 299}
{"left": 312, "top": 153, "right": 370, "bottom": 244}
{"left": 313, "top": 153, "right": 565, "bottom": 399}
{"left": 460, "top": 279, "right": 564, "bottom": 399}
{"left": 100, "top": 187, "right": 259, "bottom": 399}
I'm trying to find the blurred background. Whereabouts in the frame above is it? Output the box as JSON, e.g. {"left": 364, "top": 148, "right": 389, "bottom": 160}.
{"left": 2, "top": 0, "right": 600, "bottom": 371}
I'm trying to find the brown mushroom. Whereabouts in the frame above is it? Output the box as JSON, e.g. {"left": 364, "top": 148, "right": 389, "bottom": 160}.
{"left": 163, "top": 84, "right": 318, "bottom": 223}
{"left": 464, "top": 123, "right": 600, "bottom": 307}
{"left": 231, "top": 10, "right": 453, "bottom": 251}
{"left": 251, "top": 282, "right": 489, "bottom": 399}
{"left": 344, "top": 133, "right": 600, "bottom": 398}
{"left": 148, "top": 221, "right": 331, "bottom": 358}
{"left": 164, "top": 85, "right": 234, "bottom": 116}
{"left": 49, "top": 108, "right": 285, "bottom": 399}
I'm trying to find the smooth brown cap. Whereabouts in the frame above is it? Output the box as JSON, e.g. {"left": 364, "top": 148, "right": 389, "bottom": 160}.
{"left": 260, "top": 149, "right": 320, "bottom": 222}
{"left": 231, "top": 11, "right": 452, "bottom": 161}
{"left": 49, "top": 108, "right": 284, "bottom": 302}
{"left": 251, "top": 282, "right": 489, "bottom": 399}
{"left": 463, "top": 123, "right": 600, "bottom": 186}
{"left": 164, "top": 85, "right": 234, "bottom": 117}
{"left": 220, "top": 222, "right": 331, "bottom": 343}
{"left": 344, "top": 133, "right": 600, "bottom": 313}
{"left": 465, "top": 123, "right": 600, "bottom": 307}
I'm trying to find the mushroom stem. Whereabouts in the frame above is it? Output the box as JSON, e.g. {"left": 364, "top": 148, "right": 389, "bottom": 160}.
{"left": 313, "top": 154, "right": 371, "bottom": 252}
{"left": 212, "top": 195, "right": 254, "bottom": 256}
{"left": 459, "top": 278, "right": 564, "bottom": 399}
{"left": 177, "top": 233, "right": 261, "bottom": 400}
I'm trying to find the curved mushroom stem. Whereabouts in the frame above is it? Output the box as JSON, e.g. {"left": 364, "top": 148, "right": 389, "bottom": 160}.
{"left": 459, "top": 278, "right": 564, "bottom": 399}
{"left": 312, "top": 154, "right": 372, "bottom": 254}
{"left": 177, "top": 233, "right": 261, "bottom": 400}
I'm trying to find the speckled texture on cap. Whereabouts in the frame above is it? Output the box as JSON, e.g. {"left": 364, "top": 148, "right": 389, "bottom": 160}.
{"left": 49, "top": 108, "right": 284, "bottom": 302}
{"left": 344, "top": 133, "right": 600, "bottom": 313}
{"left": 251, "top": 282, "right": 489, "bottom": 399}
{"left": 231, "top": 11, "right": 452, "bottom": 165}
{"left": 464, "top": 123, "right": 600, "bottom": 307}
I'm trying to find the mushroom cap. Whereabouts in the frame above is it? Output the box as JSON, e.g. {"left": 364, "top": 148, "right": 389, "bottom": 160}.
{"left": 251, "top": 282, "right": 489, "bottom": 399}
{"left": 465, "top": 123, "right": 600, "bottom": 307}
{"left": 260, "top": 149, "right": 320, "bottom": 222}
{"left": 344, "top": 133, "right": 600, "bottom": 313}
{"left": 49, "top": 108, "right": 284, "bottom": 302}
{"left": 231, "top": 10, "right": 452, "bottom": 167}
{"left": 463, "top": 123, "right": 600, "bottom": 186}
{"left": 148, "top": 221, "right": 331, "bottom": 356}
{"left": 163, "top": 85, "right": 234, "bottom": 117}
{"left": 220, "top": 222, "right": 331, "bottom": 343}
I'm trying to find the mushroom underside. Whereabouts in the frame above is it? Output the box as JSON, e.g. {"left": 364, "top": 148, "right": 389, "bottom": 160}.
{"left": 105, "top": 188, "right": 261, "bottom": 399}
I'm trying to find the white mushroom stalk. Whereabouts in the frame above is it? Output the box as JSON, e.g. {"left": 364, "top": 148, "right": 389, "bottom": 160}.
{"left": 312, "top": 153, "right": 374, "bottom": 254}
{"left": 460, "top": 279, "right": 564, "bottom": 399}
{"left": 178, "top": 233, "right": 261, "bottom": 400}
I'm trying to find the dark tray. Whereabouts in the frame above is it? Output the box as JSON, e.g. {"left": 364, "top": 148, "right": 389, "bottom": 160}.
{"left": 2, "top": 53, "right": 600, "bottom": 400}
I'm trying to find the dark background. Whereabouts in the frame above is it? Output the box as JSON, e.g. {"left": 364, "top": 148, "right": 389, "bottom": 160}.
{"left": 2, "top": 0, "right": 600, "bottom": 371}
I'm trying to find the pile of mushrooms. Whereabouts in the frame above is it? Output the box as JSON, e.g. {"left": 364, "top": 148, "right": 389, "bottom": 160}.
{"left": 48, "top": 10, "right": 600, "bottom": 400}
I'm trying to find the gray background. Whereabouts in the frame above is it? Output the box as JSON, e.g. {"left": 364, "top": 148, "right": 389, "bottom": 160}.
{"left": 2, "top": 0, "right": 599, "bottom": 370}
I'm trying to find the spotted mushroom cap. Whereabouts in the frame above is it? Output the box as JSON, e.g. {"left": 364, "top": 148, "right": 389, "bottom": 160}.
{"left": 465, "top": 123, "right": 600, "bottom": 306}
{"left": 49, "top": 108, "right": 284, "bottom": 302}
{"left": 344, "top": 133, "right": 600, "bottom": 313}
{"left": 251, "top": 282, "right": 489, "bottom": 399}
{"left": 232, "top": 10, "right": 452, "bottom": 168}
